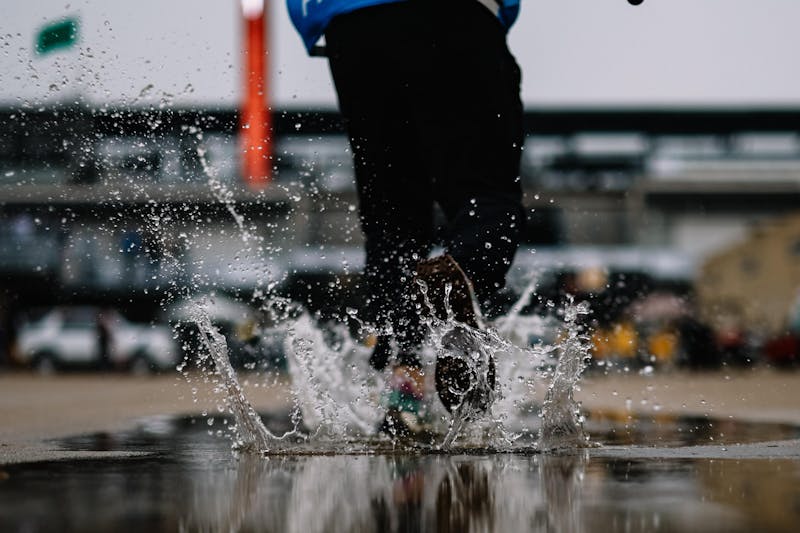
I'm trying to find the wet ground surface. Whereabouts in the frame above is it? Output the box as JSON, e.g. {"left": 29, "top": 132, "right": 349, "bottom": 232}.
{"left": 1, "top": 413, "right": 800, "bottom": 532}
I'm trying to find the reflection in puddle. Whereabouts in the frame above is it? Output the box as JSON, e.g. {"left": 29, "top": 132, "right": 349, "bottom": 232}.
{"left": 185, "top": 454, "right": 590, "bottom": 533}
{"left": 5, "top": 449, "right": 800, "bottom": 532}
{"left": 1, "top": 416, "right": 798, "bottom": 532}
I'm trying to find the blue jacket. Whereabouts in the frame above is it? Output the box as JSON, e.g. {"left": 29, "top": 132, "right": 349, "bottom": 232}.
{"left": 288, "top": 0, "right": 520, "bottom": 54}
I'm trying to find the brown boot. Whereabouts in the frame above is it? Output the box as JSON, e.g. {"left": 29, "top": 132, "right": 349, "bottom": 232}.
{"left": 414, "top": 255, "right": 495, "bottom": 413}
{"left": 414, "top": 254, "right": 483, "bottom": 329}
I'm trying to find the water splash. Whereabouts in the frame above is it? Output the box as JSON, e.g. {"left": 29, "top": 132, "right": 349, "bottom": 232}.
{"left": 187, "top": 282, "right": 591, "bottom": 454}
{"left": 192, "top": 304, "right": 276, "bottom": 453}
{"left": 197, "top": 143, "right": 252, "bottom": 244}
{"left": 181, "top": 122, "right": 592, "bottom": 454}
{"left": 283, "top": 312, "right": 384, "bottom": 439}
{"left": 437, "top": 325, "right": 501, "bottom": 448}
{"left": 538, "top": 296, "right": 593, "bottom": 451}
{"left": 184, "top": 262, "right": 593, "bottom": 454}
{"left": 412, "top": 276, "right": 561, "bottom": 449}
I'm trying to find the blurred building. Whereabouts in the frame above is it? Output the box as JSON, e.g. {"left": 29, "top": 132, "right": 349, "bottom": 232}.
{"left": 3, "top": 3, "right": 800, "bottom": 330}
{"left": 697, "top": 212, "right": 800, "bottom": 336}
{"left": 3, "top": 107, "right": 800, "bottom": 312}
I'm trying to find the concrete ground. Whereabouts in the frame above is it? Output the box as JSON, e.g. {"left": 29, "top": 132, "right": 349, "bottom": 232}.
{"left": 2, "top": 368, "right": 799, "bottom": 464}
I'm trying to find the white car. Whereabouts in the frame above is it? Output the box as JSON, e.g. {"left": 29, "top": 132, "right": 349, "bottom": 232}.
{"left": 15, "top": 307, "right": 178, "bottom": 373}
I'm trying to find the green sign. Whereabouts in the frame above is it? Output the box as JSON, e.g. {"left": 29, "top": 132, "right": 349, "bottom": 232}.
{"left": 35, "top": 18, "right": 79, "bottom": 55}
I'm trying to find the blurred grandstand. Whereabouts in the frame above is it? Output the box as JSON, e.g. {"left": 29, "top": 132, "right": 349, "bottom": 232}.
{"left": 2, "top": 2, "right": 800, "bottom": 369}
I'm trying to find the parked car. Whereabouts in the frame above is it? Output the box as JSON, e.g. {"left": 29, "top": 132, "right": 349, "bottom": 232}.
{"left": 762, "top": 332, "right": 799, "bottom": 367}
{"left": 15, "top": 306, "right": 178, "bottom": 373}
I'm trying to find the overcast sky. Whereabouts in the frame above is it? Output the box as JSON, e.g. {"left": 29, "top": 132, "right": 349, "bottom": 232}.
{"left": 2, "top": 0, "right": 800, "bottom": 108}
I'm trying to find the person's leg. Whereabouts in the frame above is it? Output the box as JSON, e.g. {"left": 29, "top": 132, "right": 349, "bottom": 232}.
{"left": 326, "top": 6, "right": 434, "bottom": 368}
{"left": 414, "top": 0, "right": 525, "bottom": 314}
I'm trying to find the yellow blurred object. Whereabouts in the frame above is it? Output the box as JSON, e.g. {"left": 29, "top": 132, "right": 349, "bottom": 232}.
{"left": 648, "top": 329, "right": 678, "bottom": 363}
{"left": 590, "top": 328, "right": 611, "bottom": 360}
{"left": 610, "top": 321, "right": 638, "bottom": 359}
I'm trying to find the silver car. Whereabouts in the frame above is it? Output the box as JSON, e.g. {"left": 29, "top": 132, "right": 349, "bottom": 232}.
{"left": 15, "top": 306, "right": 178, "bottom": 373}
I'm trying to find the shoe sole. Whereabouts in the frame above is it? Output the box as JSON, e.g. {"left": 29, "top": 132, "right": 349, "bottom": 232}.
{"left": 435, "top": 331, "right": 496, "bottom": 413}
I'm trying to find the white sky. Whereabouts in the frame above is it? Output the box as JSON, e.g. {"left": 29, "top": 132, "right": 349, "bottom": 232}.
{"left": 2, "top": 0, "right": 800, "bottom": 109}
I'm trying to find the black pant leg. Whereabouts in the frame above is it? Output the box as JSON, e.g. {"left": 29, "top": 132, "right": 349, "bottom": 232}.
{"left": 326, "top": 1, "right": 524, "bottom": 354}
{"left": 327, "top": 6, "right": 434, "bottom": 354}
{"left": 415, "top": 1, "right": 525, "bottom": 307}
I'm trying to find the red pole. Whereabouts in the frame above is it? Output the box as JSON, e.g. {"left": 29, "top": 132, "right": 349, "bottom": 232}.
{"left": 241, "top": 0, "right": 271, "bottom": 189}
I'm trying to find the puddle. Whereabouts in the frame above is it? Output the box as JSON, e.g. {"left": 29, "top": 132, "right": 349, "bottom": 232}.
{"left": 47, "top": 410, "right": 800, "bottom": 454}
{"left": 1, "top": 414, "right": 799, "bottom": 532}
